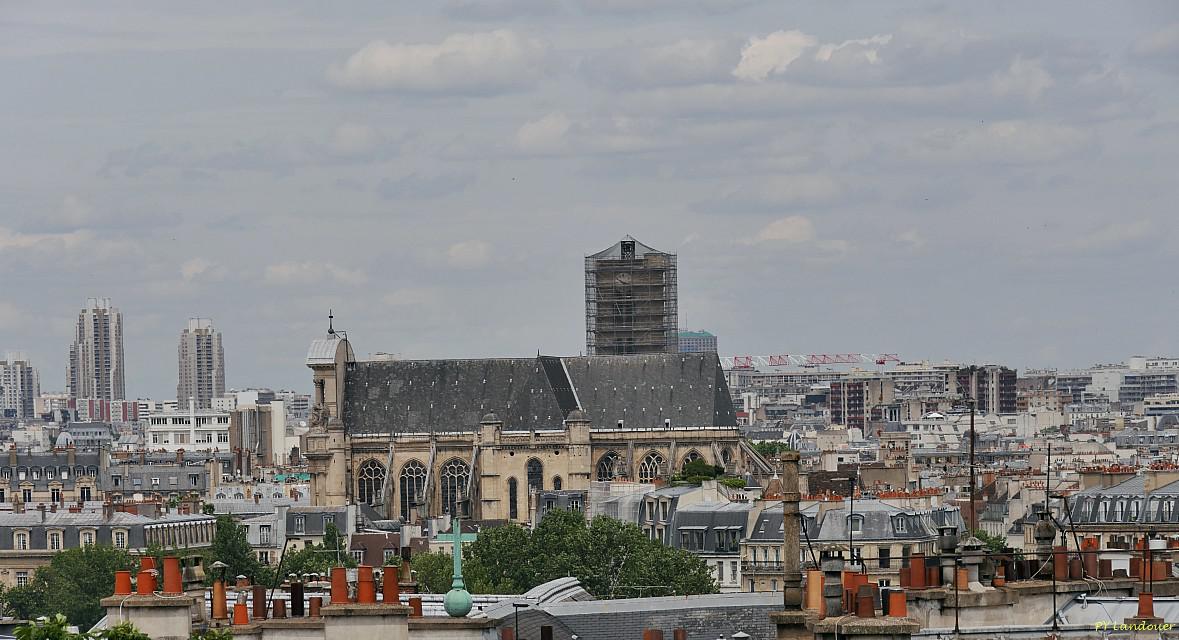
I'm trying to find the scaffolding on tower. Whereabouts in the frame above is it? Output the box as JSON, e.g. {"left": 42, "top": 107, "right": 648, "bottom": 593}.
{"left": 585, "top": 236, "right": 678, "bottom": 356}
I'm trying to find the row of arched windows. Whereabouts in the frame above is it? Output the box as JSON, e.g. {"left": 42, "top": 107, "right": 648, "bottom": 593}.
{"left": 595, "top": 449, "right": 728, "bottom": 482}
{"left": 356, "top": 458, "right": 472, "bottom": 518}
{"left": 358, "top": 449, "right": 733, "bottom": 519}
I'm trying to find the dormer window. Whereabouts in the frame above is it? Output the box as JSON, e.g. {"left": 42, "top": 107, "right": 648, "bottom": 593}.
{"left": 894, "top": 517, "right": 907, "bottom": 533}
{"left": 849, "top": 515, "right": 864, "bottom": 535}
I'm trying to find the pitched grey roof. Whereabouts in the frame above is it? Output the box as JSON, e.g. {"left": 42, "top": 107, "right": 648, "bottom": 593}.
{"left": 586, "top": 236, "right": 669, "bottom": 260}
{"left": 748, "top": 504, "right": 785, "bottom": 542}
{"left": 342, "top": 353, "right": 736, "bottom": 434}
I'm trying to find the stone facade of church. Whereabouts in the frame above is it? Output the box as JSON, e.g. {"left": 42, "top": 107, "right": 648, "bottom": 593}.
{"left": 301, "top": 328, "right": 768, "bottom": 523}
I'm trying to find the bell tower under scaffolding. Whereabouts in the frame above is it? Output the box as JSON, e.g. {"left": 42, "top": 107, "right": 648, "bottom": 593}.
{"left": 585, "top": 236, "right": 678, "bottom": 356}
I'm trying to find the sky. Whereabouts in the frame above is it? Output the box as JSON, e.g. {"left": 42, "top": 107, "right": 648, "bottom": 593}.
{"left": 2, "top": 1, "right": 1179, "bottom": 399}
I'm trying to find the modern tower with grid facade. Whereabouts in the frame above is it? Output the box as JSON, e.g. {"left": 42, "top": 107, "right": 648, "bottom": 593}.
{"left": 585, "top": 236, "right": 678, "bottom": 356}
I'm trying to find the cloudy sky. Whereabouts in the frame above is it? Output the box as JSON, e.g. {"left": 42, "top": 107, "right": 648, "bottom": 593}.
{"left": 2, "top": 1, "right": 1178, "bottom": 399}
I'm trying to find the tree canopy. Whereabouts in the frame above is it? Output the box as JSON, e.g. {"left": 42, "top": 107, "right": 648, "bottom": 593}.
{"left": 269, "top": 523, "right": 356, "bottom": 580}
{"left": 1, "top": 545, "right": 138, "bottom": 630}
{"left": 421, "top": 510, "right": 716, "bottom": 598}
{"left": 971, "top": 529, "right": 1007, "bottom": 554}
{"left": 204, "top": 515, "right": 263, "bottom": 582}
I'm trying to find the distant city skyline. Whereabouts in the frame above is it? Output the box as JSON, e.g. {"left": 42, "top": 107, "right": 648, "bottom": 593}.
{"left": 1, "top": 3, "right": 1178, "bottom": 398}
{"left": 4, "top": 294, "right": 1178, "bottom": 400}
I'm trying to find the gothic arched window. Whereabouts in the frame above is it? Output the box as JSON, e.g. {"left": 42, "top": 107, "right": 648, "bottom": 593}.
{"left": 357, "top": 460, "right": 385, "bottom": 505}
{"left": 638, "top": 452, "right": 665, "bottom": 483}
{"left": 527, "top": 459, "right": 544, "bottom": 493}
{"left": 681, "top": 450, "right": 702, "bottom": 470}
{"left": 597, "top": 452, "right": 620, "bottom": 481}
{"left": 399, "top": 460, "right": 427, "bottom": 520}
{"left": 440, "top": 458, "right": 471, "bottom": 516}
{"left": 507, "top": 478, "right": 519, "bottom": 520}
{"left": 553, "top": 476, "right": 563, "bottom": 491}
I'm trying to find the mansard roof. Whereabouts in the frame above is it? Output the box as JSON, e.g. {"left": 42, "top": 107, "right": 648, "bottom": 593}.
{"left": 1069, "top": 474, "right": 1179, "bottom": 525}
{"left": 341, "top": 353, "right": 736, "bottom": 434}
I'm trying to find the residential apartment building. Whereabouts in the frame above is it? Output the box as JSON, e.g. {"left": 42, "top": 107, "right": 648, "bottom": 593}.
{"left": 74, "top": 398, "right": 138, "bottom": 423}
{"left": 144, "top": 407, "right": 231, "bottom": 452}
{"left": 956, "top": 365, "right": 1017, "bottom": 415}
{"left": 67, "top": 298, "right": 125, "bottom": 401}
{"left": 34, "top": 393, "right": 71, "bottom": 420}
{"left": 0, "top": 507, "right": 215, "bottom": 588}
{"left": 885, "top": 363, "right": 959, "bottom": 422}
{"left": 177, "top": 318, "right": 225, "bottom": 409}
{"left": 829, "top": 375, "right": 895, "bottom": 431}
{"left": 798, "top": 500, "right": 962, "bottom": 587}
{"left": 229, "top": 401, "right": 287, "bottom": 473}
{"left": 241, "top": 505, "right": 352, "bottom": 565}
{"left": 0, "top": 354, "right": 40, "bottom": 419}
{"left": 0, "top": 449, "right": 104, "bottom": 505}
{"left": 677, "top": 330, "right": 717, "bottom": 353}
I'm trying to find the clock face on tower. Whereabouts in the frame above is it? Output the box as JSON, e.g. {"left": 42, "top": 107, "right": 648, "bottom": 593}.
{"left": 614, "top": 273, "right": 631, "bottom": 285}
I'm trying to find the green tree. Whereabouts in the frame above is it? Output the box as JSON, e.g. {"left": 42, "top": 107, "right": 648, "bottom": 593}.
{"left": 2, "top": 581, "right": 47, "bottom": 621}
{"left": 3, "top": 545, "right": 137, "bottom": 630}
{"left": 972, "top": 529, "right": 1007, "bottom": 554}
{"left": 463, "top": 524, "right": 533, "bottom": 593}
{"left": 100, "top": 621, "right": 150, "bottom": 640}
{"left": 752, "top": 441, "right": 793, "bottom": 458}
{"left": 458, "top": 510, "right": 718, "bottom": 599}
{"left": 205, "top": 516, "right": 262, "bottom": 581}
{"left": 527, "top": 510, "right": 590, "bottom": 583}
{"left": 679, "top": 459, "right": 723, "bottom": 482}
{"left": 409, "top": 552, "right": 453, "bottom": 594}
{"left": 14, "top": 613, "right": 76, "bottom": 640}
{"left": 578, "top": 515, "right": 652, "bottom": 596}
{"left": 269, "top": 523, "right": 356, "bottom": 582}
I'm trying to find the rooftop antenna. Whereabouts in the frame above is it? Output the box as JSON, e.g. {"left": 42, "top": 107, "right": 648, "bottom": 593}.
{"left": 327, "top": 309, "right": 335, "bottom": 335}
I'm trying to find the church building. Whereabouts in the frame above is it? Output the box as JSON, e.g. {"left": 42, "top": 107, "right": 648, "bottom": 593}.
{"left": 301, "top": 324, "right": 769, "bottom": 523}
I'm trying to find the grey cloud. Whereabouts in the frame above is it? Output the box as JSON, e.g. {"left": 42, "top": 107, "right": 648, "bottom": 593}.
{"left": 1132, "top": 23, "right": 1179, "bottom": 73}
{"left": 581, "top": 37, "right": 742, "bottom": 89}
{"left": 327, "top": 30, "right": 550, "bottom": 94}
{"left": 3, "top": 2, "right": 1178, "bottom": 397}
{"left": 572, "top": 0, "right": 758, "bottom": 16}
{"left": 376, "top": 171, "right": 476, "bottom": 200}
{"left": 100, "top": 127, "right": 404, "bottom": 177}
{"left": 442, "top": 0, "right": 559, "bottom": 21}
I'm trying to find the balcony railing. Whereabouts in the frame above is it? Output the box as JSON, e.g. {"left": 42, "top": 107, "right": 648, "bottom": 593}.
{"left": 741, "top": 561, "right": 784, "bottom": 574}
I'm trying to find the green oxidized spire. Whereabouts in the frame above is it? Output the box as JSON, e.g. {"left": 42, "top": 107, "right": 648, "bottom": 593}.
{"left": 443, "top": 514, "right": 473, "bottom": 617}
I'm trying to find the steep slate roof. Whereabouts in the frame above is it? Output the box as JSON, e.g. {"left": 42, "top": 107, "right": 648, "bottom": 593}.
{"left": 342, "top": 353, "right": 736, "bottom": 434}
{"left": 802, "top": 500, "right": 950, "bottom": 543}
{"left": 748, "top": 504, "right": 785, "bottom": 542}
